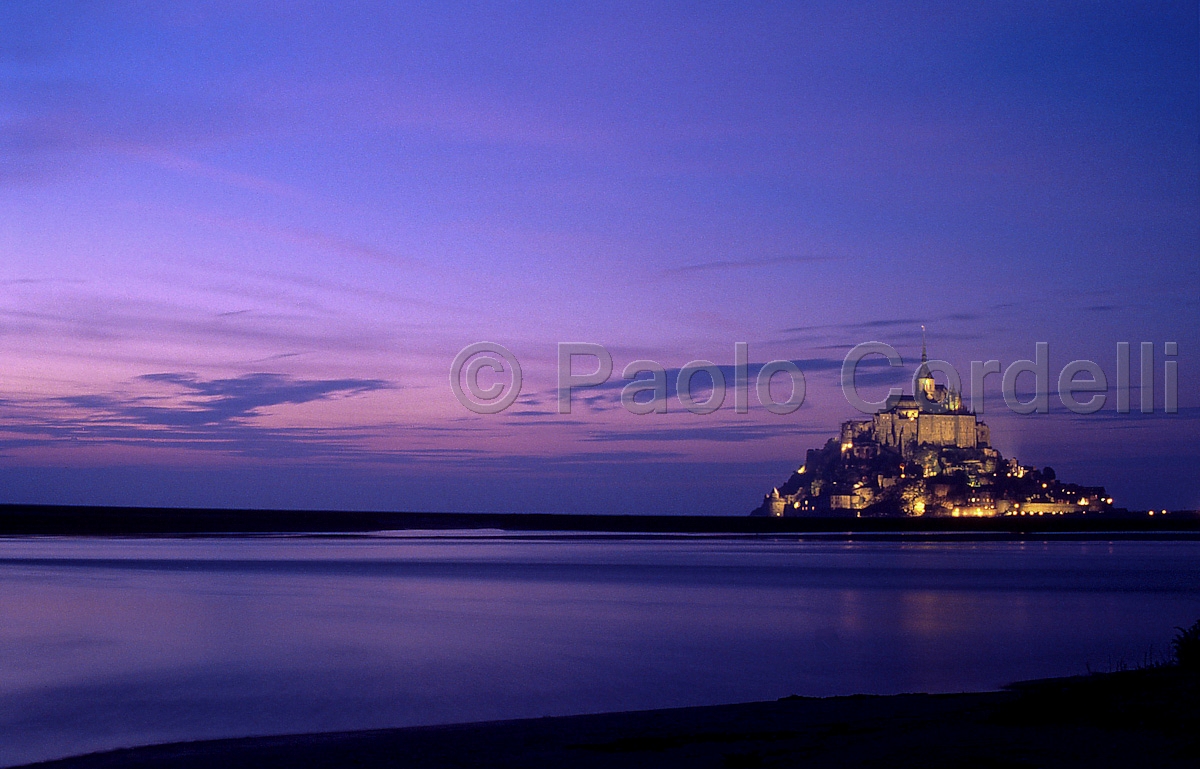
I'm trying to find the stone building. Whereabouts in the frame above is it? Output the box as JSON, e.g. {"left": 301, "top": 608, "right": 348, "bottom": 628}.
{"left": 867, "top": 336, "right": 986, "bottom": 457}
{"left": 751, "top": 334, "right": 1111, "bottom": 518}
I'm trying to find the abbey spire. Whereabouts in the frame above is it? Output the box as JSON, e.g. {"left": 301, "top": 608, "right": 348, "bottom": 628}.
{"left": 916, "top": 324, "right": 936, "bottom": 403}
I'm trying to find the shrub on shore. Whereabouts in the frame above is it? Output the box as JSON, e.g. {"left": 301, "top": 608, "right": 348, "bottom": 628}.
{"left": 1172, "top": 619, "right": 1200, "bottom": 670}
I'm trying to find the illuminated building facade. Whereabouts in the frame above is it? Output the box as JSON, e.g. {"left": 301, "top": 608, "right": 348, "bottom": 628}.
{"left": 752, "top": 338, "right": 1112, "bottom": 518}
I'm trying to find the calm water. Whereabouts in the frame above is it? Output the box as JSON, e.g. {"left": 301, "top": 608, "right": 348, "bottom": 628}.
{"left": 2, "top": 533, "right": 1199, "bottom": 766}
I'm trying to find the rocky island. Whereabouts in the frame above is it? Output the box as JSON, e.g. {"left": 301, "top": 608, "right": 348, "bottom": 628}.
{"left": 753, "top": 339, "right": 1113, "bottom": 518}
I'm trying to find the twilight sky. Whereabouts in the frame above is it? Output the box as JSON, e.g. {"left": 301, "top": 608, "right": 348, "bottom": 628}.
{"left": 1, "top": 1, "right": 1197, "bottom": 513}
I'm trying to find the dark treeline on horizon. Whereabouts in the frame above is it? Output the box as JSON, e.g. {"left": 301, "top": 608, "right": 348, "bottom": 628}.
{"left": 1, "top": 504, "right": 1198, "bottom": 537}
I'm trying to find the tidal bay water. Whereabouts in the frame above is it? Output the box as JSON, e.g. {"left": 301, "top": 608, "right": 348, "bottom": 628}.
{"left": 2, "top": 533, "right": 1199, "bottom": 766}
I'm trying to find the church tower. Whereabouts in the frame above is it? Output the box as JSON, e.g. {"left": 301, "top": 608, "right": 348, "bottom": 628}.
{"left": 916, "top": 325, "right": 936, "bottom": 404}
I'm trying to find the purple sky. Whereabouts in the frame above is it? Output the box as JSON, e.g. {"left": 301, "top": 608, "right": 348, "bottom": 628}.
{"left": 1, "top": 2, "right": 1197, "bottom": 513}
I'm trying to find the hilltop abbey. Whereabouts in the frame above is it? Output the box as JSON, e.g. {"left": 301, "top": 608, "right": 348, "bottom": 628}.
{"left": 752, "top": 333, "right": 1113, "bottom": 518}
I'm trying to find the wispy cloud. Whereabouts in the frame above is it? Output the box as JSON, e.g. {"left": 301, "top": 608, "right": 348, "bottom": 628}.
{"left": 192, "top": 212, "right": 430, "bottom": 272}
{"left": 780, "top": 313, "right": 982, "bottom": 336}
{"left": 0, "top": 288, "right": 401, "bottom": 368}
{"left": 109, "top": 372, "right": 392, "bottom": 426}
{"left": 583, "top": 423, "right": 828, "bottom": 444}
{"left": 0, "top": 372, "right": 427, "bottom": 470}
{"left": 584, "top": 356, "right": 894, "bottom": 394}
{"left": 125, "top": 147, "right": 303, "bottom": 199}
{"left": 664, "top": 255, "right": 838, "bottom": 275}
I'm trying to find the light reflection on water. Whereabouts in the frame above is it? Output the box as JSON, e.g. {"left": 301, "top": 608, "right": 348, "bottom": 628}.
{"left": 1, "top": 533, "right": 1198, "bottom": 766}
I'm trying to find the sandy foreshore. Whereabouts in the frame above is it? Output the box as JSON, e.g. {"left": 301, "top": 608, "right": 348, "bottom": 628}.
{"left": 17, "top": 667, "right": 1197, "bottom": 769}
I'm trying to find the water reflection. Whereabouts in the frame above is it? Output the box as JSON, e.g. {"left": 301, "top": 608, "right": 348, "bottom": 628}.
{"left": 0, "top": 534, "right": 1198, "bottom": 766}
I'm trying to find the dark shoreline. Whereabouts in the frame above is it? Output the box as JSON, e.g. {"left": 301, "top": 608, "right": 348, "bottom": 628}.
{"left": 16, "top": 667, "right": 1198, "bottom": 769}
{"left": 2, "top": 503, "right": 1198, "bottom": 537}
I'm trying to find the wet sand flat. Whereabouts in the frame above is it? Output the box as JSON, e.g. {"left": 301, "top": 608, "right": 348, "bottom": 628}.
{"left": 19, "top": 668, "right": 1198, "bottom": 769}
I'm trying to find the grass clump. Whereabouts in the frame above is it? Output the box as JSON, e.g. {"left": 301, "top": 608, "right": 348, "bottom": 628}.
{"left": 1171, "top": 619, "right": 1200, "bottom": 670}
